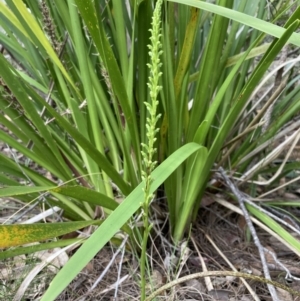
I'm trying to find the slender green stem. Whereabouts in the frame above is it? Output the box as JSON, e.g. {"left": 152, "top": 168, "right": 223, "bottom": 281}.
{"left": 140, "top": 0, "right": 163, "bottom": 299}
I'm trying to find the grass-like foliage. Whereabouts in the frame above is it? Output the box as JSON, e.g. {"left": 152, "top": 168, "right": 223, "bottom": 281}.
{"left": 1, "top": 0, "right": 300, "bottom": 299}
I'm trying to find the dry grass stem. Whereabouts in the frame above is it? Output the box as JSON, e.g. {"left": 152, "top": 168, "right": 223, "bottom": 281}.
{"left": 195, "top": 231, "right": 261, "bottom": 301}
{"left": 145, "top": 270, "right": 300, "bottom": 301}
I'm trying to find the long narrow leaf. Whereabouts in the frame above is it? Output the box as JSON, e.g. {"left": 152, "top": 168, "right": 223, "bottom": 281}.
{"left": 52, "top": 186, "right": 119, "bottom": 211}
{"left": 0, "top": 238, "right": 83, "bottom": 261}
{"left": 41, "top": 142, "right": 203, "bottom": 300}
{"left": 0, "top": 220, "right": 100, "bottom": 248}
{"left": 168, "top": 0, "right": 300, "bottom": 47}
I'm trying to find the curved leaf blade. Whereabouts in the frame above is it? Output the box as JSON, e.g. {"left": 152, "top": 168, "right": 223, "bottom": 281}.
{"left": 167, "top": 0, "right": 300, "bottom": 47}
{"left": 41, "top": 142, "right": 203, "bottom": 300}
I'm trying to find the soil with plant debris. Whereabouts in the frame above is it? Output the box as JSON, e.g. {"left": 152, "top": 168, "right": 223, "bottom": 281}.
{"left": 1, "top": 188, "right": 300, "bottom": 301}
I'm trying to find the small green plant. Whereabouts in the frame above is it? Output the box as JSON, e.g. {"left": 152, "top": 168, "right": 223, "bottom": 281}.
{"left": 1, "top": 0, "right": 300, "bottom": 299}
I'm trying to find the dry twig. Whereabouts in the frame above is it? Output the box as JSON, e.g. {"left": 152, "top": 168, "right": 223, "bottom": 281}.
{"left": 219, "top": 167, "right": 279, "bottom": 301}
